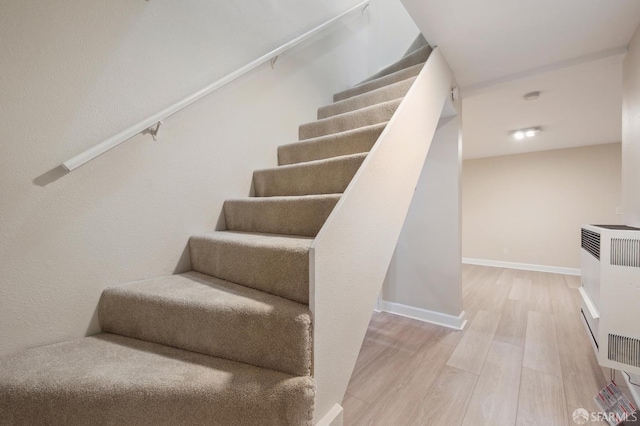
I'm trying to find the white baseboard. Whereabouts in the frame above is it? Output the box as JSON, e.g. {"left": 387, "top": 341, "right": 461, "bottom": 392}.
{"left": 315, "top": 403, "right": 343, "bottom": 426}
{"left": 462, "top": 257, "right": 581, "bottom": 276}
{"left": 379, "top": 300, "right": 467, "bottom": 330}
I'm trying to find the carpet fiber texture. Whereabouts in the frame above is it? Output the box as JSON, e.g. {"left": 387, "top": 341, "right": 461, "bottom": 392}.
{"left": 0, "top": 334, "right": 314, "bottom": 426}
{"left": 99, "top": 271, "right": 312, "bottom": 376}
{"left": 254, "top": 153, "right": 367, "bottom": 197}
{"left": 0, "top": 36, "right": 430, "bottom": 425}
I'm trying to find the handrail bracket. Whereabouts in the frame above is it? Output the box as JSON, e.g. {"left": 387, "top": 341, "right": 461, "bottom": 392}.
{"left": 148, "top": 121, "right": 163, "bottom": 141}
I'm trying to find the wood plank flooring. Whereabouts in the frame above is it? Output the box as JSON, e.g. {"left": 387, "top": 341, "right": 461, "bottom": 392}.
{"left": 343, "top": 265, "right": 618, "bottom": 425}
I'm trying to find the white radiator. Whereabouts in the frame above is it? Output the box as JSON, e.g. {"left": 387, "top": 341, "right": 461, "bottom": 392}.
{"left": 580, "top": 225, "right": 640, "bottom": 375}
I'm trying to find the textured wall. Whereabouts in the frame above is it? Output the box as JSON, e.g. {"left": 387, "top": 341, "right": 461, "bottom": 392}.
{"left": 462, "top": 143, "right": 622, "bottom": 269}
{"left": 623, "top": 24, "right": 640, "bottom": 227}
{"left": 0, "top": 0, "right": 419, "bottom": 356}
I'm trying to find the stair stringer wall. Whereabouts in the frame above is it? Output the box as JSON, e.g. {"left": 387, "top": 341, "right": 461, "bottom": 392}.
{"left": 309, "top": 48, "right": 454, "bottom": 424}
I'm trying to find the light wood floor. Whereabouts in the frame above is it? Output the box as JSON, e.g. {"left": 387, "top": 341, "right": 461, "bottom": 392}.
{"left": 343, "top": 265, "right": 637, "bottom": 426}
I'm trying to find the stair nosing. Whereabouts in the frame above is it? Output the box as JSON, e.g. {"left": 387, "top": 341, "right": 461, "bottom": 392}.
{"left": 191, "top": 230, "right": 314, "bottom": 245}
{"left": 225, "top": 193, "right": 342, "bottom": 202}
{"left": 104, "top": 271, "right": 310, "bottom": 309}
{"left": 304, "top": 98, "right": 403, "bottom": 127}
{"left": 319, "top": 75, "right": 417, "bottom": 114}
{"left": 333, "top": 62, "right": 424, "bottom": 102}
{"left": 354, "top": 61, "right": 425, "bottom": 89}
{"left": 278, "top": 122, "right": 388, "bottom": 151}
{"left": 256, "top": 152, "right": 368, "bottom": 173}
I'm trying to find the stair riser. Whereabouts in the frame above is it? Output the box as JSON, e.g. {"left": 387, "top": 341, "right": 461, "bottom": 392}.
{"left": 299, "top": 100, "right": 400, "bottom": 140}
{"left": 224, "top": 196, "right": 339, "bottom": 237}
{"left": 98, "top": 273, "right": 312, "bottom": 377}
{"left": 255, "top": 154, "right": 366, "bottom": 196}
{"left": 278, "top": 124, "right": 384, "bottom": 166}
{"left": 318, "top": 77, "right": 415, "bottom": 119}
{"left": 190, "top": 234, "right": 310, "bottom": 304}
{"left": 333, "top": 62, "right": 423, "bottom": 102}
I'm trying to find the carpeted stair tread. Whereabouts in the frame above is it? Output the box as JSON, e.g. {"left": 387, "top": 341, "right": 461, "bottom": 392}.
{"left": 333, "top": 62, "right": 423, "bottom": 102}
{"left": 190, "top": 231, "right": 312, "bottom": 304}
{"left": 254, "top": 153, "right": 367, "bottom": 197}
{"left": 318, "top": 76, "right": 416, "bottom": 119}
{"left": 358, "top": 44, "right": 431, "bottom": 84}
{"left": 224, "top": 194, "right": 340, "bottom": 237}
{"left": 278, "top": 123, "right": 386, "bottom": 166}
{"left": 0, "top": 333, "right": 314, "bottom": 426}
{"left": 98, "top": 271, "right": 311, "bottom": 376}
{"left": 299, "top": 99, "right": 401, "bottom": 140}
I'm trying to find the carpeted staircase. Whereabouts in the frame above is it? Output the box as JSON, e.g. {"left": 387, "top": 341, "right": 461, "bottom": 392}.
{"left": 0, "top": 40, "right": 431, "bottom": 426}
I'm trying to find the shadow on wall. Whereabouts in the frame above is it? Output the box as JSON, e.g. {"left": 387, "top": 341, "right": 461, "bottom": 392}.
{"left": 34, "top": 166, "right": 68, "bottom": 187}
{"left": 173, "top": 208, "right": 228, "bottom": 275}
{"left": 33, "top": 126, "right": 166, "bottom": 187}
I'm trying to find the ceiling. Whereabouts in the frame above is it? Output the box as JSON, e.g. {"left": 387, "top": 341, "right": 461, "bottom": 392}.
{"left": 401, "top": 0, "right": 640, "bottom": 88}
{"left": 462, "top": 54, "right": 623, "bottom": 159}
{"left": 400, "top": 0, "right": 640, "bottom": 158}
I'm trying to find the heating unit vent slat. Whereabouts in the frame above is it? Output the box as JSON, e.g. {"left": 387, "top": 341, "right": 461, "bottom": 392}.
{"left": 581, "top": 229, "right": 600, "bottom": 260}
{"left": 611, "top": 238, "right": 640, "bottom": 268}
{"left": 608, "top": 334, "right": 640, "bottom": 368}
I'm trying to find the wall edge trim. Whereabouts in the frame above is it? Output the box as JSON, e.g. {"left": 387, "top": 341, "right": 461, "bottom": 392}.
{"left": 315, "top": 403, "right": 343, "bottom": 426}
{"left": 378, "top": 300, "right": 467, "bottom": 330}
{"left": 462, "top": 257, "right": 581, "bottom": 276}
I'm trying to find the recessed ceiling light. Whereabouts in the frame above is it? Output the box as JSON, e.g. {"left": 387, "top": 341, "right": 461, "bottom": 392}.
{"left": 523, "top": 91, "right": 541, "bottom": 101}
{"left": 511, "top": 127, "right": 541, "bottom": 140}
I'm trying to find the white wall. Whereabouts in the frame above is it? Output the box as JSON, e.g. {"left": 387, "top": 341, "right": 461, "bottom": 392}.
{"left": 0, "top": 0, "right": 419, "bottom": 356}
{"left": 623, "top": 24, "right": 640, "bottom": 227}
{"left": 382, "top": 115, "right": 463, "bottom": 321}
{"left": 310, "top": 49, "right": 455, "bottom": 423}
{"left": 462, "top": 143, "right": 622, "bottom": 269}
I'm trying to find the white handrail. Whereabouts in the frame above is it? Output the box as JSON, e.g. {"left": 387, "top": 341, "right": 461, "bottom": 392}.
{"left": 62, "top": 1, "right": 370, "bottom": 172}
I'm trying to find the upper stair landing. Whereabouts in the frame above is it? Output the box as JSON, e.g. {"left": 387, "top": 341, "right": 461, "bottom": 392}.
{"left": 358, "top": 44, "right": 432, "bottom": 85}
